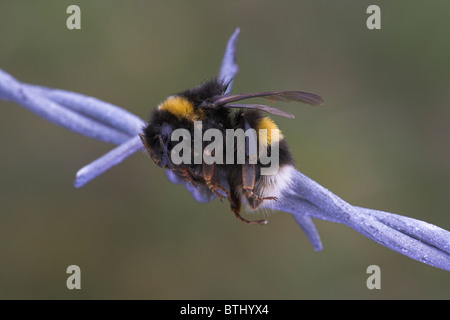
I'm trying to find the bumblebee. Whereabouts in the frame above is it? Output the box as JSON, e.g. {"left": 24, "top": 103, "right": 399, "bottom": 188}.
{"left": 139, "top": 78, "right": 323, "bottom": 224}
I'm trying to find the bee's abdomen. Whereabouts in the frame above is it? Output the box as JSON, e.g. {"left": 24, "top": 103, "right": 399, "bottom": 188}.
{"left": 234, "top": 110, "right": 294, "bottom": 168}
{"left": 255, "top": 116, "right": 284, "bottom": 146}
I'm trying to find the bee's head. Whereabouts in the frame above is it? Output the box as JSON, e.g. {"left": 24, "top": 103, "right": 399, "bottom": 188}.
{"left": 140, "top": 120, "right": 174, "bottom": 169}
{"left": 141, "top": 94, "right": 198, "bottom": 169}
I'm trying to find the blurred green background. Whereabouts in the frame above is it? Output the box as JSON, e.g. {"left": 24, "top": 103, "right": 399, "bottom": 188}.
{"left": 0, "top": 0, "right": 449, "bottom": 299}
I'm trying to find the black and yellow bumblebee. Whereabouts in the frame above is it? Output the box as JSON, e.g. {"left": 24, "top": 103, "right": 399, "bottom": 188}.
{"left": 139, "top": 78, "right": 323, "bottom": 224}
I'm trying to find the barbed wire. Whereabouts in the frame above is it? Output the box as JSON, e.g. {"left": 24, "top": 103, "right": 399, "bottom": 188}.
{"left": 0, "top": 28, "right": 448, "bottom": 271}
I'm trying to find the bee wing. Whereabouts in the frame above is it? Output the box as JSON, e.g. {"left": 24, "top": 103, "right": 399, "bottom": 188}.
{"left": 211, "top": 91, "right": 324, "bottom": 106}
{"left": 222, "top": 103, "right": 295, "bottom": 119}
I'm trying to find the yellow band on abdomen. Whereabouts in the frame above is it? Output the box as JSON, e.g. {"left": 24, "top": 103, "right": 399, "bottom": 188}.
{"left": 257, "top": 117, "right": 283, "bottom": 145}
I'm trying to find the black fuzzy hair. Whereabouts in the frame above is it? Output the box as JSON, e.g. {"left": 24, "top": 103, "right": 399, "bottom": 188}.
{"left": 178, "top": 78, "right": 228, "bottom": 107}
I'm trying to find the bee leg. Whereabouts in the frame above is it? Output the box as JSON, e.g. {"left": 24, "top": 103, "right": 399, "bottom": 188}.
{"left": 242, "top": 163, "right": 277, "bottom": 209}
{"left": 184, "top": 167, "right": 205, "bottom": 188}
{"left": 231, "top": 205, "right": 268, "bottom": 225}
{"left": 230, "top": 191, "right": 263, "bottom": 225}
{"left": 173, "top": 167, "right": 201, "bottom": 188}
{"left": 218, "top": 166, "right": 265, "bottom": 225}
{"left": 230, "top": 192, "right": 267, "bottom": 224}
{"left": 202, "top": 163, "right": 266, "bottom": 225}
{"left": 202, "top": 163, "right": 229, "bottom": 201}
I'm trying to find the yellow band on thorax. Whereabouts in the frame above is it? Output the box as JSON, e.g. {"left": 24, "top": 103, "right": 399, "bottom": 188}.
{"left": 158, "top": 96, "right": 203, "bottom": 121}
